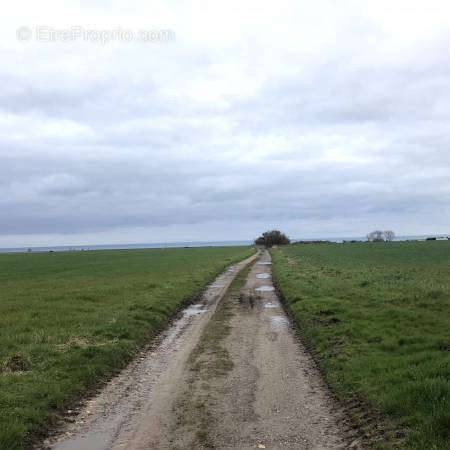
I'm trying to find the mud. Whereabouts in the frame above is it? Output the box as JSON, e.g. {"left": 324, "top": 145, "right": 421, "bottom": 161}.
{"left": 46, "top": 250, "right": 353, "bottom": 450}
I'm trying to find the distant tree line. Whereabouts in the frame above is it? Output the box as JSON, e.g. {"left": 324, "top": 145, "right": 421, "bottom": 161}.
{"left": 255, "top": 230, "right": 290, "bottom": 247}
{"left": 367, "top": 230, "right": 395, "bottom": 242}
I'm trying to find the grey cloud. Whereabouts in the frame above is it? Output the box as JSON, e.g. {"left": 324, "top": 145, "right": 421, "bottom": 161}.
{"left": 1, "top": 1, "right": 450, "bottom": 245}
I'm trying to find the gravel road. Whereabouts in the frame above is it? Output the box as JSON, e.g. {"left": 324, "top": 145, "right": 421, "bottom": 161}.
{"left": 46, "top": 251, "right": 353, "bottom": 449}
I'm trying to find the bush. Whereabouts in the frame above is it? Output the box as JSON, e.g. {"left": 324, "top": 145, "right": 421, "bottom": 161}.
{"left": 255, "top": 230, "right": 290, "bottom": 247}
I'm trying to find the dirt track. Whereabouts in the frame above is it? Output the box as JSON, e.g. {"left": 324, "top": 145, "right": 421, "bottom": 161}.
{"left": 47, "top": 251, "right": 352, "bottom": 449}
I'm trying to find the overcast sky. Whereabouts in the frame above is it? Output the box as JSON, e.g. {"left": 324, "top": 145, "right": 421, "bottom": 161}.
{"left": 1, "top": 0, "right": 450, "bottom": 246}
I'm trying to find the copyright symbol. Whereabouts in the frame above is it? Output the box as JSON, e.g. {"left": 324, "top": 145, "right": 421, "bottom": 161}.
{"left": 17, "top": 26, "right": 32, "bottom": 42}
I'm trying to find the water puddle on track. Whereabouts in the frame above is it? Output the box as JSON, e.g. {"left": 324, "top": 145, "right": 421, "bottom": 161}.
{"left": 256, "top": 273, "right": 271, "bottom": 279}
{"left": 255, "top": 285, "right": 275, "bottom": 292}
{"left": 184, "top": 304, "right": 208, "bottom": 316}
{"left": 257, "top": 261, "right": 271, "bottom": 266}
{"left": 269, "top": 315, "right": 289, "bottom": 330}
{"left": 264, "top": 301, "right": 279, "bottom": 308}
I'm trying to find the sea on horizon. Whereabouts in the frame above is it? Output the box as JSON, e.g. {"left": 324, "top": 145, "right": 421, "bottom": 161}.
{"left": 0, "top": 234, "right": 448, "bottom": 254}
{"left": 0, "top": 240, "right": 252, "bottom": 254}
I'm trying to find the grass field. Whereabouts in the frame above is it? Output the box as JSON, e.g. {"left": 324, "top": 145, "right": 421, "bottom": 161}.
{"left": 0, "top": 246, "right": 254, "bottom": 449}
{"left": 271, "top": 241, "right": 450, "bottom": 449}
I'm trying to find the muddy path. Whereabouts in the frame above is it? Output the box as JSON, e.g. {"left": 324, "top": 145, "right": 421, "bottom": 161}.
{"left": 46, "top": 250, "right": 354, "bottom": 449}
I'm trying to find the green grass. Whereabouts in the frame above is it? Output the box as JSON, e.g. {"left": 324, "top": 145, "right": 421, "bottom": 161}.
{"left": 271, "top": 241, "right": 450, "bottom": 449}
{"left": 0, "top": 246, "right": 254, "bottom": 449}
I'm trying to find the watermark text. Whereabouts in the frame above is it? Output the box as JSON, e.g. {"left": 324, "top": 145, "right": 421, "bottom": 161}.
{"left": 17, "top": 26, "right": 175, "bottom": 44}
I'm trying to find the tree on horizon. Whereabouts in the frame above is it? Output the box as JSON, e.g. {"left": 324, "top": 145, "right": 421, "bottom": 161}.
{"left": 255, "top": 230, "right": 290, "bottom": 247}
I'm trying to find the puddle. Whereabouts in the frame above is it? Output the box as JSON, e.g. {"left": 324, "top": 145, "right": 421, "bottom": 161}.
{"left": 52, "top": 430, "right": 109, "bottom": 450}
{"left": 255, "top": 286, "right": 275, "bottom": 292}
{"left": 256, "top": 273, "right": 270, "bottom": 279}
{"left": 269, "top": 316, "right": 289, "bottom": 329}
{"left": 184, "top": 304, "right": 208, "bottom": 316}
{"left": 257, "top": 262, "right": 271, "bottom": 266}
{"left": 211, "top": 283, "right": 225, "bottom": 288}
{"left": 264, "top": 302, "right": 278, "bottom": 308}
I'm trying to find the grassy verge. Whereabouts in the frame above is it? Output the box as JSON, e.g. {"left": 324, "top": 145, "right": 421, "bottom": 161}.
{"left": 0, "top": 246, "right": 255, "bottom": 449}
{"left": 271, "top": 241, "right": 450, "bottom": 449}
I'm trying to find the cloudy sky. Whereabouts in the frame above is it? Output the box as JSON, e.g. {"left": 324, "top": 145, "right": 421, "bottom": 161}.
{"left": 1, "top": 0, "right": 450, "bottom": 246}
